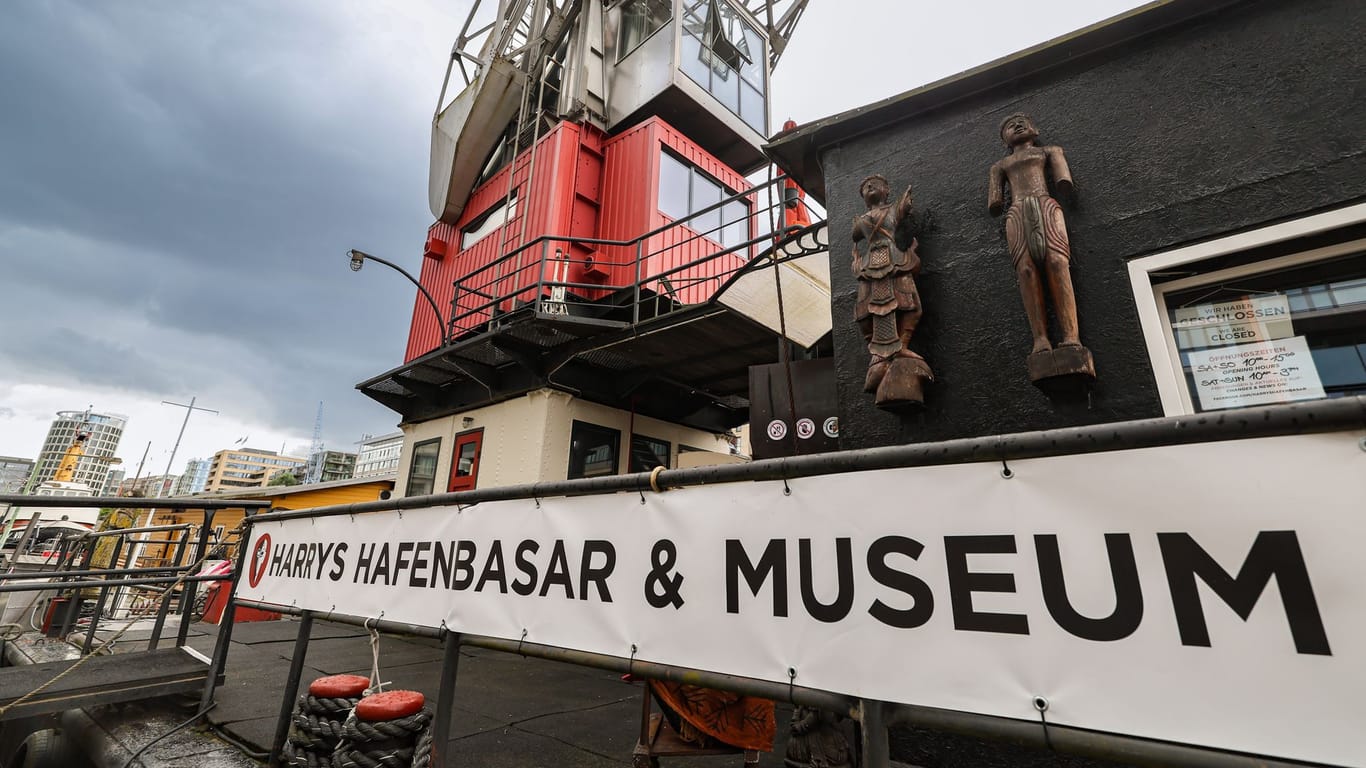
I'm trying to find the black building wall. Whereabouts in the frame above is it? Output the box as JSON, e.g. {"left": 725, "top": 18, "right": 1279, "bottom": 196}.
{"left": 821, "top": 0, "right": 1366, "bottom": 450}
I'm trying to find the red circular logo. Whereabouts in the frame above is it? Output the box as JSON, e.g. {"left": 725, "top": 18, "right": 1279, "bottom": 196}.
{"left": 248, "top": 533, "right": 271, "bottom": 589}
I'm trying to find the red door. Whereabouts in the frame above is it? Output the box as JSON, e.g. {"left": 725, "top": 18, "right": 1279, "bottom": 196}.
{"left": 448, "top": 429, "right": 483, "bottom": 492}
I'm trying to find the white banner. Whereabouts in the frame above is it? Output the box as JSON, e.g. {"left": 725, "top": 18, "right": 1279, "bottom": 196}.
{"left": 237, "top": 432, "right": 1366, "bottom": 767}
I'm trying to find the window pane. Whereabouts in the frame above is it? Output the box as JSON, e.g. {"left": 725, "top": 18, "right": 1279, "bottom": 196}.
{"left": 710, "top": 62, "right": 740, "bottom": 114}
{"left": 680, "top": 31, "right": 712, "bottom": 93}
{"left": 1329, "top": 276, "right": 1366, "bottom": 306}
{"left": 721, "top": 199, "right": 749, "bottom": 248}
{"left": 710, "top": 0, "right": 750, "bottom": 71}
{"left": 568, "top": 421, "right": 620, "bottom": 479}
{"left": 1311, "top": 344, "right": 1366, "bottom": 387}
{"left": 630, "top": 435, "right": 671, "bottom": 472}
{"left": 405, "top": 438, "right": 441, "bottom": 497}
{"left": 740, "top": 81, "right": 765, "bottom": 134}
{"left": 618, "top": 0, "right": 671, "bottom": 60}
{"left": 1162, "top": 250, "right": 1366, "bottom": 412}
{"left": 739, "top": 24, "right": 765, "bottom": 88}
{"left": 658, "top": 151, "right": 691, "bottom": 220}
{"left": 690, "top": 173, "right": 722, "bottom": 238}
{"left": 454, "top": 441, "right": 477, "bottom": 477}
{"left": 461, "top": 196, "right": 517, "bottom": 250}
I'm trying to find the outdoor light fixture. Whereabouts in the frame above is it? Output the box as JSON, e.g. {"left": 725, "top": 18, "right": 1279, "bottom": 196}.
{"left": 346, "top": 248, "right": 450, "bottom": 347}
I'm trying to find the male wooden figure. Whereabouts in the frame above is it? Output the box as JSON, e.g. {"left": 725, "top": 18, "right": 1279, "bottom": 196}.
{"left": 988, "top": 113, "right": 1096, "bottom": 388}
{"left": 852, "top": 175, "right": 932, "bottom": 408}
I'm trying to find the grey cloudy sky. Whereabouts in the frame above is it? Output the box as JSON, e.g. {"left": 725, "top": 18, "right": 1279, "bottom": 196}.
{"left": 0, "top": 0, "right": 1142, "bottom": 472}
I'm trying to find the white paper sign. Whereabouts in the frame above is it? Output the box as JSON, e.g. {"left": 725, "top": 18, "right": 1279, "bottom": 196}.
{"left": 237, "top": 433, "right": 1366, "bottom": 767}
{"left": 1171, "top": 294, "right": 1294, "bottom": 350}
{"left": 1187, "top": 335, "right": 1325, "bottom": 410}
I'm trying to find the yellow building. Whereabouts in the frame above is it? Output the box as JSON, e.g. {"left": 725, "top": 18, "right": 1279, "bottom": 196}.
{"left": 139, "top": 475, "right": 395, "bottom": 567}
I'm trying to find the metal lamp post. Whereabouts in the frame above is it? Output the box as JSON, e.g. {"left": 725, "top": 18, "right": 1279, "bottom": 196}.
{"left": 347, "top": 249, "right": 449, "bottom": 347}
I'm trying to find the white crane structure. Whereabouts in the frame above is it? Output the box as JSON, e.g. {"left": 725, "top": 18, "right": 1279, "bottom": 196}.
{"left": 429, "top": 0, "right": 811, "bottom": 225}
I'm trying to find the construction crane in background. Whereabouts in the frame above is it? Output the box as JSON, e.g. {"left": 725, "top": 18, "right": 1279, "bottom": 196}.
{"left": 306, "top": 402, "right": 325, "bottom": 484}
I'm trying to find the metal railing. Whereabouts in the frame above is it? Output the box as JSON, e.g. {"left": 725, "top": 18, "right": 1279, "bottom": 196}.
{"left": 235, "top": 396, "right": 1366, "bottom": 768}
{"left": 445, "top": 174, "right": 818, "bottom": 338}
{"left": 0, "top": 495, "right": 271, "bottom": 709}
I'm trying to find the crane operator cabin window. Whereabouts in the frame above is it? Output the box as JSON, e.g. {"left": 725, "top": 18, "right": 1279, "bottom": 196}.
{"left": 618, "top": 0, "right": 671, "bottom": 60}
{"left": 680, "top": 0, "right": 766, "bottom": 133}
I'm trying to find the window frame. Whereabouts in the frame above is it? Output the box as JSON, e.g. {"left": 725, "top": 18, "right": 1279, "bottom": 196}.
{"left": 657, "top": 148, "right": 750, "bottom": 248}
{"left": 567, "top": 420, "right": 622, "bottom": 480}
{"left": 405, "top": 437, "right": 443, "bottom": 497}
{"left": 629, "top": 434, "right": 672, "bottom": 473}
{"left": 1127, "top": 202, "right": 1366, "bottom": 415}
{"left": 678, "top": 0, "right": 767, "bottom": 134}
{"left": 461, "top": 193, "right": 518, "bottom": 251}
{"left": 616, "top": 0, "right": 672, "bottom": 62}
{"left": 447, "top": 428, "right": 484, "bottom": 493}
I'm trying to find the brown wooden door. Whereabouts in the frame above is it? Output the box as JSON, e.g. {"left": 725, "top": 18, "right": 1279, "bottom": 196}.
{"left": 447, "top": 429, "right": 483, "bottom": 492}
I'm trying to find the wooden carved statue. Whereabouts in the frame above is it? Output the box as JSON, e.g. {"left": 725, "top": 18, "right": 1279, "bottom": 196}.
{"left": 784, "top": 706, "right": 854, "bottom": 768}
{"left": 852, "top": 175, "right": 932, "bottom": 408}
{"left": 988, "top": 113, "right": 1095, "bottom": 389}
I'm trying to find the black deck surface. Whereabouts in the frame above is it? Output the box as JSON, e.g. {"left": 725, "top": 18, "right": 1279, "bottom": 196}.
{"left": 199, "top": 618, "right": 797, "bottom": 766}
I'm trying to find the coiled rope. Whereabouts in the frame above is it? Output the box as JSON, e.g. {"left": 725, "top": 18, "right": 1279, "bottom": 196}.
{"left": 283, "top": 622, "right": 434, "bottom": 768}
{"left": 282, "top": 675, "right": 370, "bottom": 768}
{"left": 333, "top": 700, "right": 433, "bottom": 768}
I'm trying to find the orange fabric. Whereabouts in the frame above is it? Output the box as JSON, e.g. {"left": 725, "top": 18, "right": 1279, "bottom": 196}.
{"left": 650, "top": 681, "right": 776, "bottom": 752}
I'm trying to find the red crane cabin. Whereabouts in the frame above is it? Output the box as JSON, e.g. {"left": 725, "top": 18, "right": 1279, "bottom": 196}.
{"left": 405, "top": 116, "right": 754, "bottom": 363}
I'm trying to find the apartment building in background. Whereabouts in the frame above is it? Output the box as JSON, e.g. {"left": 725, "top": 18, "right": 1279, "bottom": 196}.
{"left": 117, "top": 473, "right": 179, "bottom": 498}
{"left": 0, "top": 456, "right": 34, "bottom": 494}
{"left": 100, "top": 468, "right": 125, "bottom": 496}
{"left": 304, "top": 450, "right": 357, "bottom": 483}
{"left": 31, "top": 410, "right": 126, "bottom": 491}
{"left": 204, "top": 448, "right": 305, "bottom": 493}
{"left": 173, "top": 458, "right": 211, "bottom": 496}
{"left": 353, "top": 433, "right": 403, "bottom": 478}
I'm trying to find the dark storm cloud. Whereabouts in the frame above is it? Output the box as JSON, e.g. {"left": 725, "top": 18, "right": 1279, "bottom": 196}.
{"left": 0, "top": 0, "right": 444, "bottom": 442}
{"left": 2, "top": 326, "right": 182, "bottom": 395}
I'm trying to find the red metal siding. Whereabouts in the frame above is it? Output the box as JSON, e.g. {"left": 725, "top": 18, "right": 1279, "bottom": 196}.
{"left": 597, "top": 121, "right": 658, "bottom": 286}
{"left": 405, "top": 122, "right": 607, "bottom": 360}
{"left": 642, "top": 119, "right": 753, "bottom": 304}
{"left": 599, "top": 118, "right": 753, "bottom": 300}
{"left": 404, "top": 116, "right": 753, "bottom": 360}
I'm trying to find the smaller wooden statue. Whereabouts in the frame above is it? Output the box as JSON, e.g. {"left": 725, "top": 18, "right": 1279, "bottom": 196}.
{"left": 988, "top": 113, "right": 1095, "bottom": 390}
{"left": 784, "top": 706, "right": 854, "bottom": 768}
{"left": 852, "top": 175, "right": 932, "bottom": 409}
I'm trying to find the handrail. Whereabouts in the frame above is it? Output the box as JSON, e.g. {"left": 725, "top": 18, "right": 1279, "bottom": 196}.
{"left": 0, "top": 495, "right": 272, "bottom": 510}
{"left": 442, "top": 174, "right": 797, "bottom": 334}
{"left": 0, "top": 491, "right": 251, "bottom": 708}
{"left": 0, "top": 573, "right": 230, "bottom": 594}
{"left": 83, "top": 523, "right": 193, "bottom": 538}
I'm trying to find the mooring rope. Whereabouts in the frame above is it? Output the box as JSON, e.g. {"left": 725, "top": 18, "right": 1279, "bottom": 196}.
{"left": 333, "top": 708, "right": 434, "bottom": 768}
{"left": 284, "top": 665, "right": 436, "bottom": 768}
{"left": 283, "top": 677, "right": 370, "bottom": 768}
